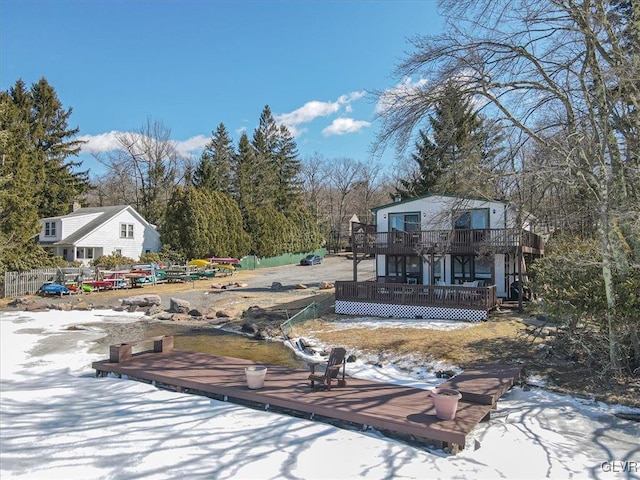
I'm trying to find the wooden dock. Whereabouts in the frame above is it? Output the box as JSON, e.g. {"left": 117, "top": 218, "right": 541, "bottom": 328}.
{"left": 92, "top": 337, "right": 521, "bottom": 453}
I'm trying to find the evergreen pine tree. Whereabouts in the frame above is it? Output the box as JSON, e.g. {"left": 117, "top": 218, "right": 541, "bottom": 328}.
{"left": 273, "top": 124, "right": 303, "bottom": 213}
{"left": 251, "top": 105, "right": 280, "bottom": 205}
{"left": 0, "top": 92, "right": 41, "bottom": 244}
{"left": 232, "top": 132, "right": 262, "bottom": 217}
{"left": 19, "top": 78, "right": 90, "bottom": 217}
{"left": 396, "top": 80, "right": 502, "bottom": 199}
{"left": 193, "top": 122, "right": 234, "bottom": 194}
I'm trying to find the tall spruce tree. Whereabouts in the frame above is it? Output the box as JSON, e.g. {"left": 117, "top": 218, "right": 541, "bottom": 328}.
{"left": 396, "top": 80, "right": 500, "bottom": 200}
{"left": 232, "top": 132, "right": 262, "bottom": 216}
{"left": 0, "top": 91, "right": 43, "bottom": 272}
{"left": 0, "top": 78, "right": 88, "bottom": 272}
{"left": 15, "top": 78, "right": 90, "bottom": 217}
{"left": 193, "top": 122, "right": 234, "bottom": 194}
{"left": 251, "top": 105, "right": 280, "bottom": 206}
{"left": 273, "top": 124, "right": 303, "bottom": 213}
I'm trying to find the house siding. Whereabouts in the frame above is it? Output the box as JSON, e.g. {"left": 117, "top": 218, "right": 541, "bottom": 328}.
{"left": 38, "top": 206, "right": 161, "bottom": 266}
{"left": 375, "top": 196, "right": 510, "bottom": 232}
{"left": 79, "top": 210, "right": 160, "bottom": 260}
{"left": 370, "top": 196, "right": 539, "bottom": 299}
{"left": 61, "top": 213, "right": 103, "bottom": 238}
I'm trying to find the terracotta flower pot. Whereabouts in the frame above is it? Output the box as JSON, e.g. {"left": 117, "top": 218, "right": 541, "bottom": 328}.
{"left": 429, "top": 388, "right": 462, "bottom": 420}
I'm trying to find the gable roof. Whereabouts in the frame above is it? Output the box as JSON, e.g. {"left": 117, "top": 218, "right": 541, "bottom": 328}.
{"left": 43, "top": 205, "right": 155, "bottom": 246}
{"left": 371, "top": 194, "right": 509, "bottom": 212}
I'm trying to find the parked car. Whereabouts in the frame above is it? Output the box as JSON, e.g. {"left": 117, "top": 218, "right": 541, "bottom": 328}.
{"left": 300, "top": 254, "right": 323, "bottom": 266}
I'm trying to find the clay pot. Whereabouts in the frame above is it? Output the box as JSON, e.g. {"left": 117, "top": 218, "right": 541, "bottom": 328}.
{"left": 245, "top": 366, "right": 267, "bottom": 389}
{"left": 429, "top": 388, "right": 462, "bottom": 420}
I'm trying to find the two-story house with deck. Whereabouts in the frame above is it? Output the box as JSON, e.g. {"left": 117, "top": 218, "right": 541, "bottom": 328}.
{"left": 38, "top": 204, "right": 161, "bottom": 265}
{"left": 335, "top": 195, "right": 544, "bottom": 322}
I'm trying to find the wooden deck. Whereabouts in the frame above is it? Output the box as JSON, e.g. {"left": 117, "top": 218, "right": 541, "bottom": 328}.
{"left": 92, "top": 339, "right": 521, "bottom": 454}
{"left": 351, "top": 228, "right": 544, "bottom": 256}
{"left": 335, "top": 281, "right": 498, "bottom": 311}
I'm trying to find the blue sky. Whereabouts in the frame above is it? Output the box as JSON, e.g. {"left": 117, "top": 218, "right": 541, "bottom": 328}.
{"left": 1, "top": 1, "right": 443, "bottom": 176}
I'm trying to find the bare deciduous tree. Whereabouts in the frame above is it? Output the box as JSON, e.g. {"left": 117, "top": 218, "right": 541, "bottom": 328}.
{"left": 374, "top": 0, "right": 640, "bottom": 372}
{"left": 92, "top": 119, "right": 187, "bottom": 225}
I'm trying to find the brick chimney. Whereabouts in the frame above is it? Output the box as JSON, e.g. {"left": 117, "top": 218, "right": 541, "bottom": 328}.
{"left": 69, "top": 201, "right": 81, "bottom": 213}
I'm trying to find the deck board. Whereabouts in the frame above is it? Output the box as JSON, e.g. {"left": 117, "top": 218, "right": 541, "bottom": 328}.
{"left": 437, "top": 364, "right": 522, "bottom": 405}
{"left": 92, "top": 350, "right": 519, "bottom": 451}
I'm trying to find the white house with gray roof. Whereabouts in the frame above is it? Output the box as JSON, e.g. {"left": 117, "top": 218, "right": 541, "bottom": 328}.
{"left": 38, "top": 204, "right": 161, "bottom": 265}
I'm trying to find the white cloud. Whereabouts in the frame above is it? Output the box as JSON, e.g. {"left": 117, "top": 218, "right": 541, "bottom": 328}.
{"left": 275, "top": 91, "right": 366, "bottom": 136}
{"left": 322, "top": 118, "right": 371, "bottom": 136}
{"left": 77, "top": 131, "right": 124, "bottom": 154}
{"left": 276, "top": 100, "right": 341, "bottom": 126}
{"left": 175, "top": 135, "right": 209, "bottom": 156}
{"left": 78, "top": 132, "right": 209, "bottom": 157}
{"left": 375, "top": 77, "right": 429, "bottom": 115}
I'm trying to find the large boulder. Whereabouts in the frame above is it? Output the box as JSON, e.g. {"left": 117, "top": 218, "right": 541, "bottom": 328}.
{"left": 241, "top": 322, "right": 259, "bottom": 334}
{"left": 8, "top": 297, "right": 32, "bottom": 308}
{"left": 56, "top": 303, "right": 74, "bottom": 311}
{"left": 24, "top": 303, "right": 49, "bottom": 312}
{"left": 169, "top": 297, "right": 191, "bottom": 314}
{"left": 243, "top": 306, "right": 267, "bottom": 318}
{"left": 146, "top": 304, "right": 164, "bottom": 316}
{"left": 215, "top": 309, "right": 234, "bottom": 318}
{"left": 71, "top": 301, "right": 93, "bottom": 311}
{"left": 121, "top": 295, "right": 161, "bottom": 308}
{"left": 189, "top": 306, "right": 216, "bottom": 318}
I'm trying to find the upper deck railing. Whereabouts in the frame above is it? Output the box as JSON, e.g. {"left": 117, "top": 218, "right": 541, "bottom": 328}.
{"left": 351, "top": 228, "right": 544, "bottom": 255}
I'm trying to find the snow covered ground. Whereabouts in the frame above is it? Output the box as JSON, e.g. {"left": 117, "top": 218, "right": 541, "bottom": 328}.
{"left": 1, "top": 309, "right": 638, "bottom": 479}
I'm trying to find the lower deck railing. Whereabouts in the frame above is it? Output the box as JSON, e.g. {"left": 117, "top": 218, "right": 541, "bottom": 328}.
{"left": 335, "top": 281, "right": 498, "bottom": 311}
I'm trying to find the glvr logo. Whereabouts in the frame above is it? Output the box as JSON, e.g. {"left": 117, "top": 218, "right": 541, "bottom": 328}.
{"left": 601, "top": 461, "right": 638, "bottom": 473}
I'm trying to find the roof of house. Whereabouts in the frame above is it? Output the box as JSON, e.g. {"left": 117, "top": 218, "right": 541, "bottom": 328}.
{"left": 42, "top": 205, "right": 154, "bottom": 246}
{"left": 371, "top": 194, "right": 509, "bottom": 212}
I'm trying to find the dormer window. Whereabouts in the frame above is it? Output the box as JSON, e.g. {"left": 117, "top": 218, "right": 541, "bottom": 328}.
{"left": 44, "top": 221, "right": 56, "bottom": 237}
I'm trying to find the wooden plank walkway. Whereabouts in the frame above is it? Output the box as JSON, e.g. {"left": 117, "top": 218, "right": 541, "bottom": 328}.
{"left": 92, "top": 338, "right": 521, "bottom": 454}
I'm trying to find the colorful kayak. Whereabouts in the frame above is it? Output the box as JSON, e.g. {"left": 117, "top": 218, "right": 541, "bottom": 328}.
{"left": 39, "top": 283, "right": 71, "bottom": 295}
{"left": 187, "top": 259, "right": 211, "bottom": 268}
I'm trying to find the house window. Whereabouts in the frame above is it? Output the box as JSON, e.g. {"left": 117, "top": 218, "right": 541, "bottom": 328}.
{"left": 76, "top": 248, "right": 95, "bottom": 260}
{"left": 120, "top": 223, "right": 134, "bottom": 239}
{"left": 454, "top": 209, "right": 489, "bottom": 229}
{"left": 44, "top": 222, "right": 56, "bottom": 237}
{"left": 386, "top": 255, "right": 422, "bottom": 283}
{"left": 389, "top": 213, "right": 420, "bottom": 232}
{"left": 452, "top": 255, "right": 493, "bottom": 284}
{"left": 452, "top": 255, "right": 474, "bottom": 283}
{"left": 114, "top": 248, "right": 122, "bottom": 255}
{"left": 433, "top": 257, "right": 445, "bottom": 283}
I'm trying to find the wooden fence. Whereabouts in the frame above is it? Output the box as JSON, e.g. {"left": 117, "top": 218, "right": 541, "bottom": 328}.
{"left": 2, "top": 267, "right": 96, "bottom": 298}
{"left": 3, "top": 269, "right": 60, "bottom": 298}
